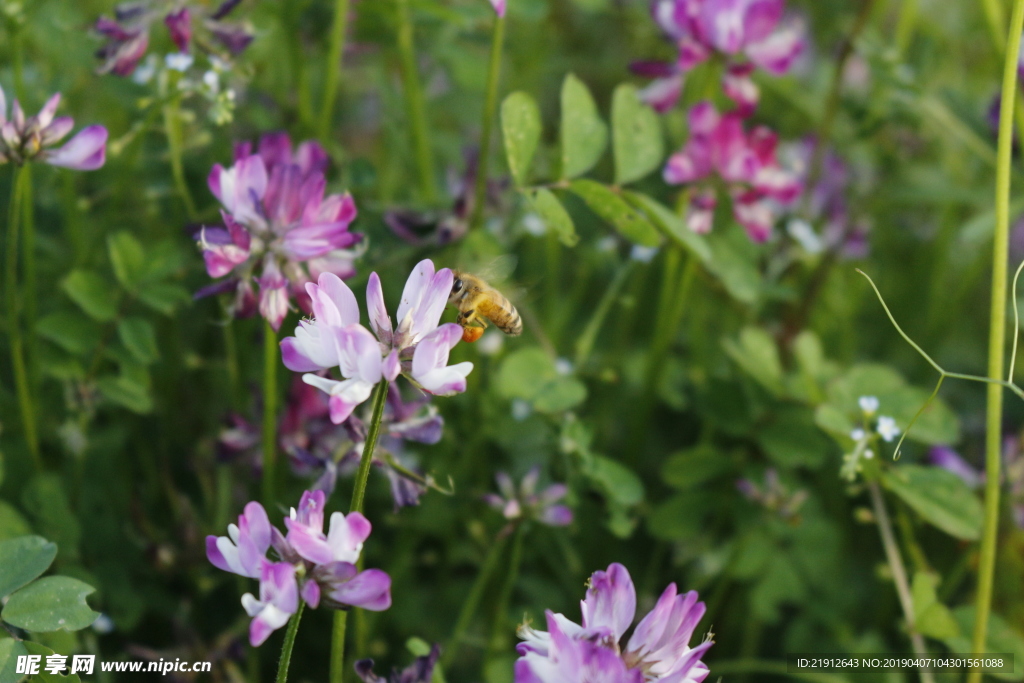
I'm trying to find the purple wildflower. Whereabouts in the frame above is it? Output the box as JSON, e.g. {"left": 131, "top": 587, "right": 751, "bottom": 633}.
{"left": 516, "top": 563, "right": 712, "bottom": 683}
{"left": 356, "top": 644, "right": 441, "bottom": 683}
{"left": 663, "top": 101, "right": 801, "bottom": 241}
{"left": 197, "top": 132, "right": 362, "bottom": 330}
{"left": 633, "top": 0, "right": 806, "bottom": 113}
{"left": 281, "top": 259, "right": 473, "bottom": 423}
{"left": 95, "top": 0, "right": 253, "bottom": 76}
{"left": 0, "top": 87, "right": 107, "bottom": 170}
{"left": 736, "top": 469, "right": 807, "bottom": 521}
{"left": 206, "top": 491, "right": 392, "bottom": 647}
{"left": 483, "top": 468, "right": 573, "bottom": 531}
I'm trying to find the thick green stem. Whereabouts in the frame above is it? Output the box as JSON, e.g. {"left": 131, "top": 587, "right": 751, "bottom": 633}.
{"left": 441, "top": 532, "right": 509, "bottom": 668}
{"left": 470, "top": 13, "right": 506, "bottom": 230}
{"left": 486, "top": 523, "right": 525, "bottom": 661}
{"left": 319, "top": 0, "right": 351, "bottom": 140}
{"left": 21, "top": 167, "right": 37, "bottom": 391}
{"left": 276, "top": 602, "right": 305, "bottom": 683}
{"left": 867, "top": 481, "right": 935, "bottom": 683}
{"left": 395, "top": 0, "right": 437, "bottom": 202}
{"left": 329, "top": 380, "right": 389, "bottom": 683}
{"left": 262, "top": 321, "right": 279, "bottom": 506}
{"left": 162, "top": 94, "right": 197, "bottom": 219}
{"left": 5, "top": 165, "right": 40, "bottom": 469}
{"left": 971, "top": 0, "right": 1024, "bottom": 675}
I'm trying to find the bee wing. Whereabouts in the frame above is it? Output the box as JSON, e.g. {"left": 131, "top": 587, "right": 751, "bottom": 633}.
{"left": 476, "top": 254, "right": 518, "bottom": 282}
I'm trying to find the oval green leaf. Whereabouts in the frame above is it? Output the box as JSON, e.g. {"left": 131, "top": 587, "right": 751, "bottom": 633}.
{"left": 881, "top": 465, "right": 984, "bottom": 540}
{"left": 0, "top": 536, "right": 57, "bottom": 600}
{"left": 568, "top": 179, "right": 662, "bottom": 247}
{"left": 526, "top": 188, "right": 578, "bottom": 246}
{"left": 612, "top": 84, "right": 664, "bottom": 185}
{"left": 61, "top": 271, "right": 119, "bottom": 322}
{"left": 501, "top": 92, "right": 542, "bottom": 187}
{"left": 560, "top": 74, "right": 608, "bottom": 179}
{"left": 117, "top": 317, "right": 159, "bottom": 365}
{"left": 2, "top": 576, "right": 99, "bottom": 632}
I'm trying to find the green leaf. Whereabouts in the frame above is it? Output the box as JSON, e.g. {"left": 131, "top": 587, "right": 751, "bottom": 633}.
{"left": 723, "top": 326, "right": 784, "bottom": 395}
{"left": 881, "top": 465, "right": 983, "bottom": 540}
{"left": 533, "top": 377, "right": 588, "bottom": 413}
{"left": 2, "top": 576, "right": 99, "bottom": 632}
{"left": 137, "top": 282, "right": 191, "bottom": 315}
{"left": 0, "top": 638, "right": 28, "bottom": 683}
{"left": 621, "top": 191, "right": 711, "bottom": 264}
{"left": 611, "top": 84, "right": 663, "bottom": 185}
{"left": 36, "top": 312, "right": 101, "bottom": 356}
{"left": 814, "top": 404, "right": 856, "bottom": 439}
{"left": 61, "top": 271, "right": 119, "bottom": 322}
{"left": 0, "top": 502, "right": 31, "bottom": 542}
{"left": 560, "top": 74, "right": 608, "bottom": 179}
{"left": 911, "top": 572, "right": 961, "bottom": 641}
{"left": 585, "top": 455, "right": 644, "bottom": 506}
{"left": 749, "top": 553, "right": 805, "bottom": 623}
{"left": 946, "top": 607, "right": 1024, "bottom": 681}
{"left": 107, "top": 232, "right": 145, "bottom": 291}
{"left": 703, "top": 227, "right": 762, "bottom": 304}
{"left": 117, "top": 317, "right": 159, "bottom": 364}
{"left": 526, "top": 189, "right": 578, "bottom": 247}
{"left": 20, "top": 641, "right": 83, "bottom": 682}
{"left": 97, "top": 373, "right": 154, "bottom": 414}
{"left": 568, "top": 180, "right": 662, "bottom": 247}
{"left": 757, "top": 406, "right": 833, "bottom": 469}
{"left": 662, "top": 445, "right": 732, "bottom": 489}
{"left": 22, "top": 477, "right": 80, "bottom": 562}
{"left": 497, "top": 347, "right": 556, "bottom": 401}
{"left": 647, "top": 491, "right": 713, "bottom": 541}
{"left": 501, "top": 92, "right": 542, "bottom": 187}
{"left": 0, "top": 536, "right": 58, "bottom": 600}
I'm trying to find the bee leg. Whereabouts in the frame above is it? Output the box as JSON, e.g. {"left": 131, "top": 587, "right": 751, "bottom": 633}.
{"left": 458, "top": 310, "right": 477, "bottom": 327}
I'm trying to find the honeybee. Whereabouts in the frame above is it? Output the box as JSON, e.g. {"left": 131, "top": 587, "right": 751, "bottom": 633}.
{"left": 448, "top": 271, "right": 523, "bottom": 343}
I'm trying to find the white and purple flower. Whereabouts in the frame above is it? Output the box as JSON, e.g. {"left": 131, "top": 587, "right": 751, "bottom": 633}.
{"left": 206, "top": 490, "right": 392, "bottom": 647}
{"left": 663, "top": 101, "right": 801, "bottom": 241}
{"left": 0, "top": 86, "right": 107, "bottom": 170}
{"left": 483, "top": 468, "right": 573, "bottom": 531}
{"left": 281, "top": 259, "right": 473, "bottom": 423}
{"left": 633, "top": 0, "right": 806, "bottom": 113}
{"left": 196, "top": 132, "right": 362, "bottom": 330}
{"left": 516, "top": 563, "right": 712, "bottom": 683}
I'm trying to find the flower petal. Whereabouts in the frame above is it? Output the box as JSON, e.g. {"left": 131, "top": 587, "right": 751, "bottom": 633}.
{"left": 44, "top": 125, "right": 108, "bottom": 170}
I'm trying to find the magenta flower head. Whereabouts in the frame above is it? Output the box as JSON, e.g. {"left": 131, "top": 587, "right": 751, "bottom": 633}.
{"left": 197, "top": 132, "right": 362, "bottom": 330}
{"left": 281, "top": 259, "right": 473, "bottom": 423}
{"left": 206, "top": 490, "right": 392, "bottom": 647}
{"left": 0, "top": 87, "right": 107, "bottom": 170}
{"left": 483, "top": 468, "right": 573, "bottom": 531}
{"left": 634, "top": 0, "right": 805, "bottom": 113}
{"left": 356, "top": 644, "right": 441, "bottom": 683}
{"left": 95, "top": 0, "right": 253, "bottom": 76}
{"left": 516, "top": 563, "right": 712, "bottom": 683}
{"left": 663, "top": 101, "right": 801, "bottom": 241}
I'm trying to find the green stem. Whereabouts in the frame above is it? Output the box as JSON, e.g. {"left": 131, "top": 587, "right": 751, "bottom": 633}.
{"left": 262, "top": 321, "right": 279, "bottom": 506}
{"left": 223, "top": 316, "right": 242, "bottom": 409}
{"left": 867, "top": 481, "right": 935, "bottom": 683}
{"left": 5, "top": 165, "right": 40, "bottom": 469}
{"left": 470, "top": 13, "right": 506, "bottom": 230}
{"left": 21, "top": 166, "right": 37, "bottom": 391}
{"left": 486, "top": 523, "right": 525, "bottom": 661}
{"left": 318, "top": 0, "right": 351, "bottom": 141}
{"left": 329, "top": 380, "right": 389, "bottom": 683}
{"left": 574, "top": 260, "right": 636, "bottom": 369}
{"left": 395, "top": 0, "right": 437, "bottom": 202}
{"left": 441, "top": 532, "right": 509, "bottom": 668}
{"left": 971, "top": 0, "right": 1024, "bottom": 675}
{"left": 276, "top": 602, "right": 305, "bottom": 683}
{"left": 162, "top": 94, "right": 197, "bottom": 219}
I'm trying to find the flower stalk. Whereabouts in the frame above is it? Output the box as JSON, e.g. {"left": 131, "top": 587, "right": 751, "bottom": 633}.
{"left": 487, "top": 521, "right": 525, "bottom": 661}
{"left": 263, "top": 320, "right": 279, "bottom": 505}
{"left": 275, "top": 601, "right": 305, "bottom": 683}
{"left": 470, "top": 12, "right": 506, "bottom": 230}
{"left": 20, "top": 166, "right": 38, "bottom": 391}
{"left": 319, "top": 0, "right": 351, "bottom": 141}
{"left": 4, "top": 164, "right": 40, "bottom": 469}
{"left": 395, "top": 0, "right": 437, "bottom": 202}
{"left": 441, "top": 532, "right": 509, "bottom": 668}
{"left": 971, "top": 0, "right": 1024, "bottom": 674}
{"left": 162, "top": 90, "right": 197, "bottom": 219}
{"left": 329, "top": 379, "right": 389, "bottom": 683}
{"left": 866, "top": 481, "right": 934, "bottom": 683}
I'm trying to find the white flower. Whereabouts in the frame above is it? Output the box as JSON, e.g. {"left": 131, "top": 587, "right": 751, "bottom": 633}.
{"left": 858, "top": 395, "right": 879, "bottom": 415}
{"left": 876, "top": 416, "right": 900, "bottom": 443}
{"left": 165, "top": 52, "right": 194, "bottom": 72}
{"left": 850, "top": 428, "right": 866, "bottom": 441}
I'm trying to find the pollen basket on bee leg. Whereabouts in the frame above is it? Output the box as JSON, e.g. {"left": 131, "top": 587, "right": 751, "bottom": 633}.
{"left": 462, "top": 326, "right": 485, "bottom": 343}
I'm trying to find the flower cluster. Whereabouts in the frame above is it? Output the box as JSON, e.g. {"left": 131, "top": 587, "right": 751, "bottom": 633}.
{"left": 206, "top": 490, "right": 391, "bottom": 646}
{"left": 633, "top": 0, "right": 805, "bottom": 113}
{"left": 356, "top": 644, "right": 441, "bottom": 683}
{"left": 663, "top": 102, "right": 801, "bottom": 241}
{"left": 516, "top": 563, "right": 712, "bottom": 683}
{"left": 281, "top": 259, "right": 474, "bottom": 422}
{"left": 483, "top": 468, "right": 573, "bottom": 533}
{"left": 736, "top": 468, "right": 808, "bottom": 522}
{"left": 196, "top": 132, "right": 362, "bottom": 330}
{"left": 0, "top": 86, "right": 107, "bottom": 170}
{"left": 841, "top": 396, "right": 900, "bottom": 481}
{"left": 95, "top": 0, "right": 253, "bottom": 77}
